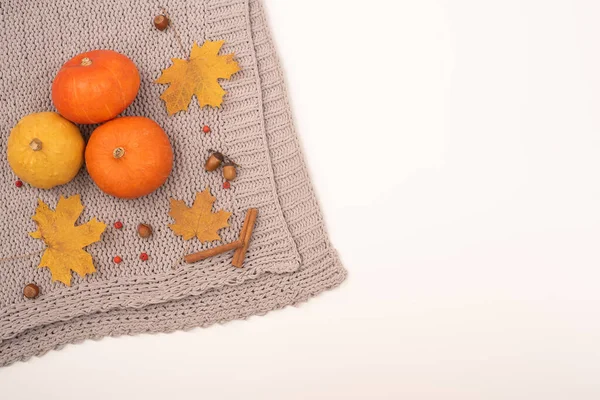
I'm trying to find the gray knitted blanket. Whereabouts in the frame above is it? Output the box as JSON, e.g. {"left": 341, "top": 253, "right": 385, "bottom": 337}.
{"left": 0, "top": 0, "right": 346, "bottom": 366}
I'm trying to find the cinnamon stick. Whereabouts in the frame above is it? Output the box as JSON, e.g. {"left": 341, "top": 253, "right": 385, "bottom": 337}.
{"left": 184, "top": 240, "right": 243, "bottom": 264}
{"left": 236, "top": 207, "right": 253, "bottom": 245}
{"left": 183, "top": 208, "right": 255, "bottom": 264}
{"left": 232, "top": 208, "right": 258, "bottom": 268}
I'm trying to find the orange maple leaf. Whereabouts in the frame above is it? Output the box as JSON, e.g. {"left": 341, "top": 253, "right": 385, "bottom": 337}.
{"left": 30, "top": 195, "right": 106, "bottom": 286}
{"left": 156, "top": 41, "right": 241, "bottom": 115}
{"left": 168, "top": 188, "right": 232, "bottom": 242}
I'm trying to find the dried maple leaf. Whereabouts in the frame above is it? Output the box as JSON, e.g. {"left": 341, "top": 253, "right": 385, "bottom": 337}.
{"left": 30, "top": 195, "right": 106, "bottom": 286}
{"left": 156, "top": 40, "right": 241, "bottom": 115}
{"left": 168, "top": 188, "right": 232, "bottom": 242}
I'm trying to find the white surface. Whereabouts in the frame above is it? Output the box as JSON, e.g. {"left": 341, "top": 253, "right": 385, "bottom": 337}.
{"left": 2, "top": 0, "right": 600, "bottom": 398}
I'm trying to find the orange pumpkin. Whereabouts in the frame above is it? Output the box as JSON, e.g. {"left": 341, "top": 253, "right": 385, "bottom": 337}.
{"left": 52, "top": 50, "right": 140, "bottom": 124}
{"left": 85, "top": 117, "right": 173, "bottom": 199}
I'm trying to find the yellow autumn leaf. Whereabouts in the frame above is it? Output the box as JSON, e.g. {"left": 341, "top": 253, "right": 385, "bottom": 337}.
{"left": 168, "top": 188, "right": 232, "bottom": 242}
{"left": 156, "top": 40, "right": 241, "bottom": 115}
{"left": 30, "top": 195, "right": 106, "bottom": 286}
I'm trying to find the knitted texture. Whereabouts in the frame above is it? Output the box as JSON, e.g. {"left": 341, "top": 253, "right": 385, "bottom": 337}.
{"left": 0, "top": 0, "right": 346, "bottom": 367}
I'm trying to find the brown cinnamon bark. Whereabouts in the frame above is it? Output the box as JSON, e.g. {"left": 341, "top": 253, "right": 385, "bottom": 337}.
{"left": 184, "top": 240, "right": 243, "bottom": 264}
{"left": 183, "top": 208, "right": 258, "bottom": 264}
{"left": 232, "top": 208, "right": 258, "bottom": 268}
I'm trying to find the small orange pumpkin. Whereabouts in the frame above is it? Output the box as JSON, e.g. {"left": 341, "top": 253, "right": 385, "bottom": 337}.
{"left": 52, "top": 50, "right": 140, "bottom": 124}
{"left": 85, "top": 117, "right": 173, "bottom": 199}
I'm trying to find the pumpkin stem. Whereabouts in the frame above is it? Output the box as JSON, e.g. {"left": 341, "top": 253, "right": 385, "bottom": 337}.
{"left": 29, "top": 138, "right": 43, "bottom": 151}
{"left": 81, "top": 57, "right": 93, "bottom": 66}
{"left": 113, "top": 147, "right": 125, "bottom": 159}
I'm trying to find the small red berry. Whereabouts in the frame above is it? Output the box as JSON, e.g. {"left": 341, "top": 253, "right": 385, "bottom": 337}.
{"left": 202, "top": 125, "right": 211, "bottom": 134}
{"left": 223, "top": 181, "right": 231, "bottom": 189}
{"left": 140, "top": 252, "right": 149, "bottom": 261}
{"left": 113, "top": 256, "right": 122, "bottom": 264}
{"left": 114, "top": 221, "right": 123, "bottom": 229}
{"left": 15, "top": 180, "right": 23, "bottom": 188}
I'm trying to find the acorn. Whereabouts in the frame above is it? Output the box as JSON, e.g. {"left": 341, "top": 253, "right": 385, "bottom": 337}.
{"left": 154, "top": 14, "right": 170, "bottom": 31}
{"left": 23, "top": 283, "right": 40, "bottom": 299}
{"left": 205, "top": 151, "right": 224, "bottom": 172}
{"left": 223, "top": 162, "right": 237, "bottom": 181}
{"left": 137, "top": 223, "right": 153, "bottom": 238}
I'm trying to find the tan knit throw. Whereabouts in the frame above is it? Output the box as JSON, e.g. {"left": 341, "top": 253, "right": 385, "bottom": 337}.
{"left": 0, "top": 0, "right": 346, "bottom": 366}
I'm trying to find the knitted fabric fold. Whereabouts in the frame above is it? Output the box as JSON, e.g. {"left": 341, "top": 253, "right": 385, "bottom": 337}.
{"left": 0, "top": 0, "right": 345, "bottom": 367}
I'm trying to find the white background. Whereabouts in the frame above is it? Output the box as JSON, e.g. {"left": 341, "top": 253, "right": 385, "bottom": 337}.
{"left": 2, "top": 0, "right": 600, "bottom": 398}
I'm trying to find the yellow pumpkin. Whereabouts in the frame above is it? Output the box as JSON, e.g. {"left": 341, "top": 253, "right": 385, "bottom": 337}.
{"left": 7, "top": 112, "right": 84, "bottom": 189}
